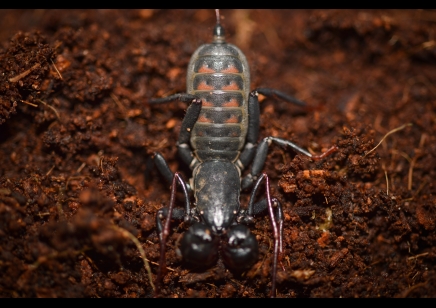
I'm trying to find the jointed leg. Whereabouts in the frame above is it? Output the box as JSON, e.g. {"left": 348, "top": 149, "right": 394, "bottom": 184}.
{"left": 255, "top": 87, "right": 307, "bottom": 107}
{"left": 239, "top": 88, "right": 337, "bottom": 189}
{"left": 246, "top": 173, "right": 283, "bottom": 298}
{"left": 153, "top": 97, "right": 202, "bottom": 190}
{"left": 155, "top": 172, "right": 191, "bottom": 297}
{"left": 148, "top": 93, "right": 197, "bottom": 104}
{"left": 177, "top": 98, "right": 202, "bottom": 168}
{"left": 153, "top": 152, "right": 174, "bottom": 187}
{"left": 238, "top": 91, "right": 260, "bottom": 168}
{"left": 150, "top": 92, "right": 202, "bottom": 169}
{"left": 242, "top": 136, "right": 337, "bottom": 190}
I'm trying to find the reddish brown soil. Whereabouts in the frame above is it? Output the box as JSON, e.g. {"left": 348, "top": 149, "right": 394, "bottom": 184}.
{"left": 0, "top": 9, "right": 435, "bottom": 298}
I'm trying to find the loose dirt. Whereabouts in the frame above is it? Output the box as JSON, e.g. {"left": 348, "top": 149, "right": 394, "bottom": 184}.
{"left": 0, "top": 9, "right": 435, "bottom": 297}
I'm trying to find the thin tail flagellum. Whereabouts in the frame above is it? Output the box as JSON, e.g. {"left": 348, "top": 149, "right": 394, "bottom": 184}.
{"left": 213, "top": 9, "right": 225, "bottom": 43}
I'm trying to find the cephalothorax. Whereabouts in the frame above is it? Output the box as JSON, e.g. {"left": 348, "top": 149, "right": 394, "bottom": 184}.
{"left": 149, "top": 10, "right": 337, "bottom": 297}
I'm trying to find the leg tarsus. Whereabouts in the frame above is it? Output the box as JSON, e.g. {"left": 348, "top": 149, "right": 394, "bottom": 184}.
{"left": 310, "top": 145, "right": 338, "bottom": 161}
{"left": 153, "top": 152, "right": 174, "bottom": 186}
{"left": 266, "top": 136, "right": 313, "bottom": 157}
{"left": 255, "top": 87, "right": 307, "bottom": 107}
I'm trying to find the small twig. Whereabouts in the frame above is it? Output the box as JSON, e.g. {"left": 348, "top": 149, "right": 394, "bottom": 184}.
{"left": 390, "top": 149, "right": 412, "bottom": 163}
{"left": 99, "top": 155, "right": 104, "bottom": 173}
{"left": 51, "top": 59, "right": 63, "bottom": 80}
{"left": 399, "top": 282, "right": 428, "bottom": 298}
{"left": 408, "top": 133, "right": 426, "bottom": 191}
{"left": 408, "top": 252, "right": 429, "bottom": 261}
{"left": 403, "top": 180, "right": 428, "bottom": 202}
{"left": 110, "top": 93, "right": 126, "bottom": 114}
{"left": 149, "top": 260, "right": 174, "bottom": 271}
{"left": 37, "top": 212, "right": 50, "bottom": 218}
{"left": 20, "top": 100, "right": 38, "bottom": 107}
{"left": 382, "top": 163, "right": 389, "bottom": 195}
{"left": 83, "top": 253, "right": 101, "bottom": 272}
{"left": 9, "top": 63, "right": 41, "bottom": 83}
{"left": 76, "top": 162, "right": 86, "bottom": 174}
{"left": 29, "top": 248, "right": 85, "bottom": 271}
{"left": 65, "top": 176, "right": 89, "bottom": 190}
{"left": 419, "top": 133, "right": 428, "bottom": 149}
{"left": 230, "top": 278, "right": 243, "bottom": 287}
{"left": 38, "top": 99, "right": 60, "bottom": 121}
{"left": 45, "top": 165, "right": 55, "bottom": 177}
{"left": 206, "top": 283, "right": 218, "bottom": 289}
{"left": 364, "top": 123, "right": 413, "bottom": 157}
{"left": 110, "top": 225, "right": 155, "bottom": 292}
{"left": 408, "top": 156, "right": 418, "bottom": 191}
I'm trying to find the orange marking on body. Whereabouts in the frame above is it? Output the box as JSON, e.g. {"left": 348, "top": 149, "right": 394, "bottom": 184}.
{"left": 225, "top": 115, "right": 239, "bottom": 123}
{"left": 197, "top": 81, "right": 214, "bottom": 90}
{"left": 198, "top": 115, "right": 213, "bottom": 123}
{"left": 198, "top": 65, "right": 215, "bottom": 73}
{"left": 222, "top": 82, "right": 240, "bottom": 91}
{"left": 202, "top": 100, "right": 214, "bottom": 107}
{"left": 220, "top": 65, "right": 240, "bottom": 73}
{"left": 222, "top": 99, "right": 239, "bottom": 107}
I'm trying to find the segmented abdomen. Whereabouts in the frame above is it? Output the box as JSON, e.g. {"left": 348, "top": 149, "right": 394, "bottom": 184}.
{"left": 187, "top": 44, "right": 250, "bottom": 162}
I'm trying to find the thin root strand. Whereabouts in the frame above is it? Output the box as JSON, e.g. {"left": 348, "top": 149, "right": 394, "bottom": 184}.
{"left": 9, "top": 63, "right": 41, "bottom": 83}
{"left": 364, "top": 123, "right": 412, "bottom": 157}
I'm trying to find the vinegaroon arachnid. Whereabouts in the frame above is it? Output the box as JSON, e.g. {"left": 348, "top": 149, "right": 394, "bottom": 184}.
{"left": 148, "top": 10, "right": 337, "bottom": 297}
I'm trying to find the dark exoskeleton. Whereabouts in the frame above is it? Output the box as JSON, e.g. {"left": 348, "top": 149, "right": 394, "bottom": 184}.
{"left": 149, "top": 10, "right": 337, "bottom": 297}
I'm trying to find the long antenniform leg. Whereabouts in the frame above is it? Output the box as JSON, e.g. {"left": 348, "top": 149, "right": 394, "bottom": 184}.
{"left": 247, "top": 172, "right": 283, "bottom": 298}
{"left": 155, "top": 172, "right": 190, "bottom": 297}
{"left": 151, "top": 95, "right": 202, "bottom": 297}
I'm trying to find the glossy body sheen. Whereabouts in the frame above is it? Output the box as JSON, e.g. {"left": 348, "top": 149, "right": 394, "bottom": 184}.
{"left": 186, "top": 31, "right": 252, "bottom": 234}
{"left": 151, "top": 11, "right": 337, "bottom": 297}
{"left": 187, "top": 39, "right": 250, "bottom": 162}
{"left": 193, "top": 161, "right": 240, "bottom": 233}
